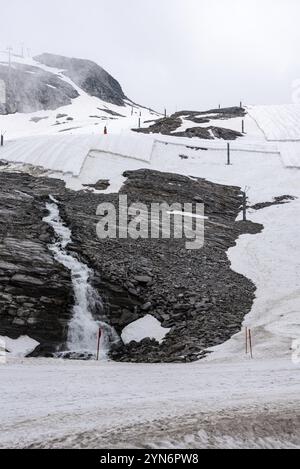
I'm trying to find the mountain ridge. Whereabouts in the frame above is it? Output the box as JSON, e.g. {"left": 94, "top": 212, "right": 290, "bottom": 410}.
{"left": 0, "top": 52, "right": 131, "bottom": 115}
{"left": 35, "top": 53, "right": 127, "bottom": 106}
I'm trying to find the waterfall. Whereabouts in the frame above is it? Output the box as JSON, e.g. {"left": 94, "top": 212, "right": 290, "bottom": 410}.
{"left": 43, "top": 196, "right": 118, "bottom": 358}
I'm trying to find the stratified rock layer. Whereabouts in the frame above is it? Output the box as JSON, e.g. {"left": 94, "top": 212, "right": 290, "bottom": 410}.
{"left": 0, "top": 173, "right": 73, "bottom": 354}
{"left": 58, "top": 169, "right": 262, "bottom": 363}
{"left": 0, "top": 169, "right": 262, "bottom": 362}
{"left": 0, "top": 63, "right": 79, "bottom": 114}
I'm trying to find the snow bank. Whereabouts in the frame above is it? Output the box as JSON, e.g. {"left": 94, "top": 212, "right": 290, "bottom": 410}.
{"left": 207, "top": 198, "right": 300, "bottom": 361}
{"left": 0, "top": 51, "right": 158, "bottom": 145}
{"left": 121, "top": 315, "right": 171, "bottom": 345}
{"left": 149, "top": 132, "right": 300, "bottom": 360}
{"left": 0, "top": 336, "right": 39, "bottom": 357}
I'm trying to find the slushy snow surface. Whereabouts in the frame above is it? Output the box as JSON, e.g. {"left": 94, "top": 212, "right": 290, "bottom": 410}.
{"left": 0, "top": 357, "right": 298, "bottom": 449}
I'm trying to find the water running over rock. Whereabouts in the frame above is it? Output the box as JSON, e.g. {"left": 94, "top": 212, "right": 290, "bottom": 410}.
{"left": 44, "top": 196, "right": 118, "bottom": 359}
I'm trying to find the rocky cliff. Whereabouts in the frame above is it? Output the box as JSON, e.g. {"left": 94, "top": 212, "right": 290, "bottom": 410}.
{"left": 0, "top": 168, "right": 262, "bottom": 362}
{"left": 0, "top": 52, "right": 128, "bottom": 115}
{"left": 35, "top": 53, "right": 127, "bottom": 106}
{"left": 0, "top": 172, "right": 73, "bottom": 354}
{"left": 0, "top": 63, "right": 79, "bottom": 115}
{"left": 133, "top": 107, "right": 246, "bottom": 140}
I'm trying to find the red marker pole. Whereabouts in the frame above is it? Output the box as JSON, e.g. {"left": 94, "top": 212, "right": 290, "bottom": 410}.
{"left": 248, "top": 329, "right": 253, "bottom": 359}
{"left": 96, "top": 328, "right": 102, "bottom": 361}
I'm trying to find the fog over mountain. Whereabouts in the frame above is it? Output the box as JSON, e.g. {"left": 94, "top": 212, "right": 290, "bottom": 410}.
{"left": 0, "top": 53, "right": 130, "bottom": 115}
{"left": 0, "top": 61, "right": 78, "bottom": 114}
{"left": 35, "top": 54, "right": 127, "bottom": 106}
{"left": 1, "top": 0, "right": 300, "bottom": 111}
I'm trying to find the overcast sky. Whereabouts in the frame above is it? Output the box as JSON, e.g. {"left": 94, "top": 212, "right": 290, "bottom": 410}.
{"left": 1, "top": 0, "right": 299, "bottom": 112}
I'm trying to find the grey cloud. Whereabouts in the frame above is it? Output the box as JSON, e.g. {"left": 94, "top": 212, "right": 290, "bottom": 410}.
{"left": 1, "top": 0, "right": 299, "bottom": 112}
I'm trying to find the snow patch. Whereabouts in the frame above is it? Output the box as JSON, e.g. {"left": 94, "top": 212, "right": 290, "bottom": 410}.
{"left": 0, "top": 336, "right": 39, "bottom": 357}
{"left": 121, "top": 315, "right": 171, "bottom": 345}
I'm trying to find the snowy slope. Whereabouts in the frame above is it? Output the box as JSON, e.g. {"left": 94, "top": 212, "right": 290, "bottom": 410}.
{"left": 0, "top": 51, "right": 159, "bottom": 177}
{"left": 0, "top": 117, "right": 280, "bottom": 179}
{"left": 0, "top": 51, "right": 159, "bottom": 140}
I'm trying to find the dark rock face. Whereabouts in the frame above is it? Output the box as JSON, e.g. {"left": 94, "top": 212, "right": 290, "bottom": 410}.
{"left": 97, "top": 108, "right": 125, "bottom": 118}
{"left": 173, "top": 126, "right": 243, "bottom": 140}
{"left": 251, "top": 195, "right": 296, "bottom": 211}
{"left": 0, "top": 169, "right": 262, "bottom": 362}
{"left": 133, "top": 107, "right": 245, "bottom": 140}
{"left": 57, "top": 169, "right": 262, "bottom": 363}
{"left": 209, "top": 126, "right": 243, "bottom": 140}
{"left": 133, "top": 117, "right": 182, "bottom": 135}
{"left": 135, "top": 121, "right": 242, "bottom": 140}
{"left": 0, "top": 173, "right": 73, "bottom": 354}
{"left": 83, "top": 180, "right": 110, "bottom": 191}
{"left": 0, "top": 63, "right": 79, "bottom": 115}
{"left": 172, "top": 107, "right": 246, "bottom": 121}
{"left": 35, "top": 53, "right": 127, "bottom": 106}
{"left": 173, "top": 127, "right": 213, "bottom": 139}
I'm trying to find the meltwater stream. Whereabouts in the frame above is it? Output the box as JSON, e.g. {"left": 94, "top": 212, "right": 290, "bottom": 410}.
{"left": 43, "top": 196, "right": 118, "bottom": 359}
